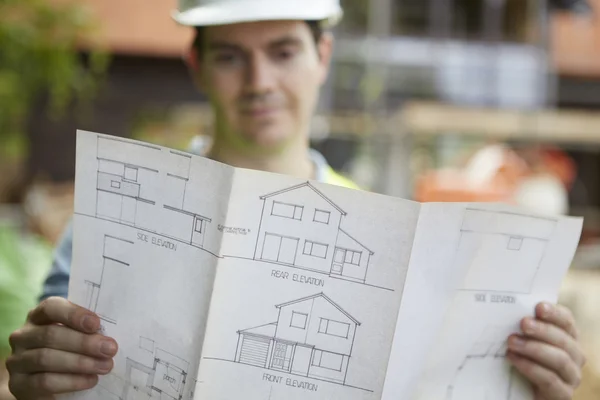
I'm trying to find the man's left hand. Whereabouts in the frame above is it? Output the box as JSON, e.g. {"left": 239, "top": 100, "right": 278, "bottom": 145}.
{"left": 507, "top": 302, "right": 586, "bottom": 400}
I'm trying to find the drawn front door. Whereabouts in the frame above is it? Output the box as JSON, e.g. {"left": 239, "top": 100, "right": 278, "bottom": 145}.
{"left": 271, "top": 342, "right": 293, "bottom": 372}
{"left": 331, "top": 248, "right": 345, "bottom": 275}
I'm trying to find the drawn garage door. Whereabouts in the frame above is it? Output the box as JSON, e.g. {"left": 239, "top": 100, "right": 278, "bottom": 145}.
{"left": 239, "top": 336, "right": 270, "bottom": 367}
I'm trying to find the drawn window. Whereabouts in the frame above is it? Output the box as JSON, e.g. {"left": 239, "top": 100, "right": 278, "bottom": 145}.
{"left": 303, "top": 241, "right": 328, "bottom": 259}
{"left": 195, "top": 219, "right": 202, "bottom": 233}
{"left": 290, "top": 311, "right": 308, "bottom": 329}
{"left": 111, "top": 180, "right": 121, "bottom": 189}
{"left": 272, "top": 201, "right": 303, "bottom": 220}
{"left": 313, "top": 209, "right": 330, "bottom": 224}
{"left": 344, "top": 250, "right": 361, "bottom": 265}
{"left": 318, "top": 318, "right": 350, "bottom": 338}
{"left": 508, "top": 237, "right": 523, "bottom": 251}
{"left": 124, "top": 166, "right": 138, "bottom": 182}
{"left": 312, "top": 350, "right": 343, "bottom": 371}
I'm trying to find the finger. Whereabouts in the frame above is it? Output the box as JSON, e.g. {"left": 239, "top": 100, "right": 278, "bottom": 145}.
{"left": 507, "top": 335, "right": 581, "bottom": 387}
{"left": 536, "top": 302, "right": 579, "bottom": 339}
{"left": 28, "top": 297, "right": 100, "bottom": 334}
{"left": 8, "top": 373, "right": 54, "bottom": 400}
{"left": 507, "top": 351, "right": 573, "bottom": 400}
{"left": 520, "top": 317, "right": 585, "bottom": 367}
{"left": 9, "top": 324, "right": 118, "bottom": 358}
{"left": 10, "top": 372, "right": 98, "bottom": 396}
{"left": 6, "top": 348, "right": 113, "bottom": 375}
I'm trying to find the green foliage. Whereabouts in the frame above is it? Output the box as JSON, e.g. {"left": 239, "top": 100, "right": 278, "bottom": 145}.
{"left": 0, "top": 0, "right": 109, "bottom": 159}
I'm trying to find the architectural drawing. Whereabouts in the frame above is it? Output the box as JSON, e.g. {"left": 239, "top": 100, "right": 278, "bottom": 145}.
{"left": 161, "top": 151, "right": 212, "bottom": 249}
{"left": 456, "top": 208, "right": 557, "bottom": 294}
{"left": 446, "top": 326, "right": 522, "bottom": 400}
{"left": 96, "top": 136, "right": 160, "bottom": 230}
{"left": 122, "top": 336, "right": 190, "bottom": 400}
{"left": 85, "top": 235, "right": 133, "bottom": 324}
{"left": 234, "top": 293, "right": 361, "bottom": 387}
{"left": 94, "top": 374, "right": 127, "bottom": 400}
{"left": 254, "top": 182, "right": 374, "bottom": 284}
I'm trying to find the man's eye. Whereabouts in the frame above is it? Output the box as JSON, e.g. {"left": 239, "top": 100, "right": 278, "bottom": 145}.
{"left": 274, "top": 48, "right": 296, "bottom": 61}
{"left": 214, "top": 53, "right": 241, "bottom": 65}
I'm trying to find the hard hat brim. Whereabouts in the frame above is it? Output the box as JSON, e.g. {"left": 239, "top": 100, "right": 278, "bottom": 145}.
{"left": 173, "top": 1, "right": 343, "bottom": 27}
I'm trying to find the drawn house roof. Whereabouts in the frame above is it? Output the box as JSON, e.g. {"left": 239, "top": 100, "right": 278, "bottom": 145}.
{"left": 260, "top": 182, "right": 347, "bottom": 216}
{"left": 339, "top": 228, "right": 374, "bottom": 255}
{"left": 163, "top": 205, "right": 212, "bottom": 222}
{"left": 275, "top": 293, "right": 361, "bottom": 326}
{"left": 237, "top": 322, "right": 277, "bottom": 337}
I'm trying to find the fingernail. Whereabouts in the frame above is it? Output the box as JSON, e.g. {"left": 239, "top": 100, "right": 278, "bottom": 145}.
{"left": 96, "top": 359, "right": 112, "bottom": 372}
{"left": 524, "top": 319, "right": 538, "bottom": 334}
{"left": 81, "top": 316, "right": 97, "bottom": 332}
{"left": 100, "top": 340, "right": 117, "bottom": 356}
{"left": 509, "top": 336, "right": 526, "bottom": 348}
{"left": 541, "top": 302, "right": 553, "bottom": 317}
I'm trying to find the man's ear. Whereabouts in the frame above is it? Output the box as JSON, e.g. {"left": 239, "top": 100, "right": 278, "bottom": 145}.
{"left": 316, "top": 32, "right": 334, "bottom": 86}
{"left": 184, "top": 46, "right": 205, "bottom": 92}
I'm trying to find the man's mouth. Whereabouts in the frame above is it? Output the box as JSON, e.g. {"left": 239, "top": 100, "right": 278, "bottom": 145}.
{"left": 242, "top": 107, "right": 278, "bottom": 118}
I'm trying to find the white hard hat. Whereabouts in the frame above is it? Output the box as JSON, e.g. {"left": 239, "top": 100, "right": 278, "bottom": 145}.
{"left": 173, "top": 0, "right": 343, "bottom": 27}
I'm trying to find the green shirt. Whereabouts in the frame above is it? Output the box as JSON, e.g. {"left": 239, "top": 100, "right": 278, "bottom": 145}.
{"left": 0, "top": 225, "right": 52, "bottom": 358}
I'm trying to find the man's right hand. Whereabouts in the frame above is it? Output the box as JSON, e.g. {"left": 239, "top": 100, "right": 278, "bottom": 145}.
{"left": 6, "top": 297, "right": 118, "bottom": 399}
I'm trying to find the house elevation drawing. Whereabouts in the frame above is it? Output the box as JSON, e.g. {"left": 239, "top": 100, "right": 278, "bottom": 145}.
{"left": 95, "top": 136, "right": 160, "bottom": 231}
{"left": 446, "top": 326, "right": 521, "bottom": 400}
{"left": 456, "top": 208, "right": 558, "bottom": 294}
{"left": 253, "top": 182, "right": 374, "bottom": 284}
{"left": 85, "top": 234, "right": 133, "bottom": 325}
{"left": 161, "top": 150, "right": 212, "bottom": 249}
{"left": 232, "top": 293, "right": 364, "bottom": 389}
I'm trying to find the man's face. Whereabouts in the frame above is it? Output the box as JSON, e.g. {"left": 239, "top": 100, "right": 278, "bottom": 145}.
{"left": 190, "top": 20, "right": 333, "bottom": 153}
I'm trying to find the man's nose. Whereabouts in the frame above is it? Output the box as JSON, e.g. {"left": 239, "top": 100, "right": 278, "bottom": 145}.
{"left": 244, "top": 54, "right": 276, "bottom": 93}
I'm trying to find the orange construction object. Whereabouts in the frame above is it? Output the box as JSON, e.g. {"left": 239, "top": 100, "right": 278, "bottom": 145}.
{"left": 414, "top": 144, "right": 530, "bottom": 203}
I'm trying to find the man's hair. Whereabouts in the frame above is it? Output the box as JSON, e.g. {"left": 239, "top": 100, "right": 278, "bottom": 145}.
{"left": 192, "top": 20, "right": 324, "bottom": 55}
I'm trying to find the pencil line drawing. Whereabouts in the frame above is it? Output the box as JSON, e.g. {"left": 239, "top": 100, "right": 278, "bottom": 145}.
{"left": 253, "top": 182, "right": 375, "bottom": 285}
{"left": 140, "top": 336, "right": 155, "bottom": 354}
{"left": 122, "top": 336, "right": 190, "bottom": 400}
{"left": 85, "top": 235, "right": 133, "bottom": 325}
{"left": 161, "top": 150, "right": 212, "bottom": 249}
{"left": 446, "top": 326, "right": 522, "bottom": 400}
{"left": 94, "top": 374, "right": 127, "bottom": 400}
{"left": 229, "top": 293, "right": 365, "bottom": 389}
{"left": 96, "top": 136, "right": 160, "bottom": 231}
{"left": 456, "top": 208, "right": 558, "bottom": 294}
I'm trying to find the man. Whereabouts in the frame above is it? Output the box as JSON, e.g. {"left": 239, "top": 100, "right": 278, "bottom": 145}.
{"left": 5, "top": 0, "right": 586, "bottom": 399}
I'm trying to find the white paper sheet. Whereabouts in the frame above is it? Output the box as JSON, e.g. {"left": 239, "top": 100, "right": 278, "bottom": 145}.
{"left": 411, "top": 203, "right": 583, "bottom": 400}
{"left": 63, "top": 131, "right": 583, "bottom": 400}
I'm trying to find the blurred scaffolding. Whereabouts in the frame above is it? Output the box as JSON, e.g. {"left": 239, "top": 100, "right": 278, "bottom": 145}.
{"left": 325, "top": 0, "right": 590, "bottom": 195}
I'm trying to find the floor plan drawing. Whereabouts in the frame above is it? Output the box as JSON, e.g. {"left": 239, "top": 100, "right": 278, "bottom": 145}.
{"left": 456, "top": 208, "right": 558, "bottom": 294}
{"left": 230, "top": 293, "right": 363, "bottom": 388}
{"left": 253, "top": 182, "right": 374, "bottom": 284}
{"left": 446, "top": 326, "right": 522, "bottom": 400}
{"left": 96, "top": 136, "right": 160, "bottom": 231}
{"left": 161, "top": 150, "right": 212, "bottom": 249}
{"left": 85, "top": 234, "right": 133, "bottom": 325}
{"left": 122, "top": 336, "right": 190, "bottom": 400}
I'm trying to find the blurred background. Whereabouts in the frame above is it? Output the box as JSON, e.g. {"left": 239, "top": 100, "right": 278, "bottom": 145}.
{"left": 1, "top": 0, "right": 599, "bottom": 397}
